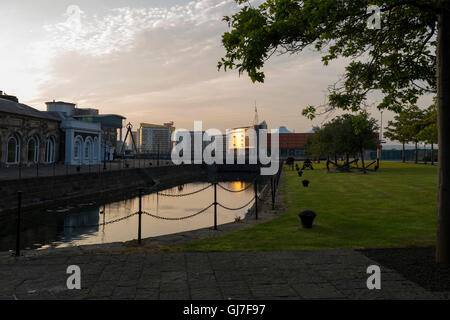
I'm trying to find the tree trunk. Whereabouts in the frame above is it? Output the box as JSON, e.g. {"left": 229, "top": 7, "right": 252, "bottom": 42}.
{"left": 424, "top": 144, "right": 427, "bottom": 165}
{"left": 415, "top": 142, "right": 418, "bottom": 164}
{"left": 402, "top": 142, "right": 405, "bottom": 163}
{"left": 361, "top": 148, "right": 366, "bottom": 174}
{"left": 432, "top": 143, "right": 434, "bottom": 166}
{"left": 436, "top": 0, "right": 450, "bottom": 264}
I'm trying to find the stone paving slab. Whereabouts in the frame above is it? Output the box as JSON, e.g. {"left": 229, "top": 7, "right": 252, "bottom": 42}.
{"left": 0, "top": 249, "right": 447, "bottom": 300}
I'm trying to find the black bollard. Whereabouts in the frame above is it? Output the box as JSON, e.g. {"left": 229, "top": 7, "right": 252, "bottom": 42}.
{"left": 254, "top": 181, "right": 258, "bottom": 220}
{"left": 298, "top": 210, "right": 316, "bottom": 228}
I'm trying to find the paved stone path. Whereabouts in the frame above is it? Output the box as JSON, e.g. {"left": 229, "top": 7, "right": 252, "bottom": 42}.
{"left": 0, "top": 249, "right": 446, "bottom": 300}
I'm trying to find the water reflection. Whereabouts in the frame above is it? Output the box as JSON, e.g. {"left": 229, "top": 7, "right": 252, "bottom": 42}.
{"left": 229, "top": 181, "right": 246, "bottom": 191}
{"left": 0, "top": 181, "right": 255, "bottom": 251}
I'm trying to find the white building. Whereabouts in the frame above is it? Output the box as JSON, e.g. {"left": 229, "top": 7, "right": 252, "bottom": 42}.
{"left": 45, "top": 102, "right": 101, "bottom": 165}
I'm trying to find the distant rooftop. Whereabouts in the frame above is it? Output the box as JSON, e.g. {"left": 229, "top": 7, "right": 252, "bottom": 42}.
{"left": 74, "top": 114, "right": 126, "bottom": 119}
{"left": 0, "top": 93, "right": 60, "bottom": 121}
{"left": 276, "top": 126, "right": 292, "bottom": 134}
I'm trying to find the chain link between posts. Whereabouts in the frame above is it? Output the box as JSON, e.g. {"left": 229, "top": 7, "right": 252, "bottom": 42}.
{"left": 217, "top": 198, "right": 255, "bottom": 211}
{"left": 143, "top": 203, "right": 214, "bottom": 220}
{"left": 157, "top": 184, "right": 213, "bottom": 197}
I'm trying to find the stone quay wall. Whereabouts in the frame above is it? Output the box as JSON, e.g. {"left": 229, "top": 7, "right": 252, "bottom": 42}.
{"left": 0, "top": 165, "right": 207, "bottom": 217}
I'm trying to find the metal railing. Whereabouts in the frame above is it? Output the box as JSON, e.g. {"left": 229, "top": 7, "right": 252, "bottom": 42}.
{"left": 11, "top": 161, "right": 284, "bottom": 256}
{"left": 0, "top": 158, "right": 175, "bottom": 182}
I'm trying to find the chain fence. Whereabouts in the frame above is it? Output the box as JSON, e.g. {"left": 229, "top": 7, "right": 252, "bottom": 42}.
{"left": 143, "top": 203, "right": 214, "bottom": 221}
{"left": 10, "top": 162, "right": 284, "bottom": 255}
{"left": 157, "top": 183, "right": 213, "bottom": 197}
{"left": 217, "top": 198, "right": 256, "bottom": 211}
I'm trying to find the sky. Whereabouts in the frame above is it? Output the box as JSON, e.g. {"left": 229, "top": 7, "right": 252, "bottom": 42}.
{"left": 0, "top": 0, "right": 434, "bottom": 137}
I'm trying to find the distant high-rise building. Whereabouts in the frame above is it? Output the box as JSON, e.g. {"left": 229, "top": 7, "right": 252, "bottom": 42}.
{"left": 226, "top": 121, "right": 267, "bottom": 150}
{"left": 138, "top": 122, "right": 175, "bottom": 154}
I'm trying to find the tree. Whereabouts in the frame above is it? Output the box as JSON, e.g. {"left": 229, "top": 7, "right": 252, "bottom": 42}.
{"left": 351, "top": 112, "right": 379, "bottom": 172}
{"left": 418, "top": 103, "right": 439, "bottom": 164}
{"left": 403, "top": 106, "right": 426, "bottom": 164}
{"left": 384, "top": 112, "right": 412, "bottom": 163}
{"left": 305, "top": 126, "right": 326, "bottom": 162}
{"left": 307, "top": 112, "right": 378, "bottom": 172}
{"left": 218, "top": 0, "right": 450, "bottom": 263}
{"left": 306, "top": 123, "right": 336, "bottom": 161}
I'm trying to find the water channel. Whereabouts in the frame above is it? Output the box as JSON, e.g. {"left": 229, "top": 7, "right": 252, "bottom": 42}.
{"left": 0, "top": 180, "right": 258, "bottom": 252}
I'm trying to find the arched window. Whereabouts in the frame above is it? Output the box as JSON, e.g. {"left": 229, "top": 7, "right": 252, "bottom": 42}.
{"left": 74, "top": 137, "right": 82, "bottom": 160}
{"left": 6, "top": 134, "right": 21, "bottom": 164}
{"left": 93, "top": 137, "right": 98, "bottom": 160}
{"left": 45, "top": 137, "right": 55, "bottom": 163}
{"left": 85, "top": 139, "right": 92, "bottom": 162}
{"left": 27, "top": 136, "right": 39, "bottom": 164}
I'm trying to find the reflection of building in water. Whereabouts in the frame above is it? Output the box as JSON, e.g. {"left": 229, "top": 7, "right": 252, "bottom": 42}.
{"left": 62, "top": 208, "right": 100, "bottom": 240}
{"left": 229, "top": 181, "right": 246, "bottom": 192}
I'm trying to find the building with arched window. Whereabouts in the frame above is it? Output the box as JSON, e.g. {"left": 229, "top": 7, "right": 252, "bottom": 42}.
{"left": 0, "top": 92, "right": 61, "bottom": 166}
{"left": 45, "top": 101, "right": 101, "bottom": 165}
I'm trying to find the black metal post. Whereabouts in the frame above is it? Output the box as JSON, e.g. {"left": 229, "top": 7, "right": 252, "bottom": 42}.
{"left": 103, "top": 143, "right": 107, "bottom": 170}
{"left": 254, "top": 180, "right": 258, "bottom": 220}
{"left": 214, "top": 183, "right": 217, "bottom": 230}
{"left": 138, "top": 188, "right": 143, "bottom": 245}
{"left": 15, "top": 191, "right": 22, "bottom": 257}
{"left": 157, "top": 143, "right": 160, "bottom": 167}
{"left": 271, "top": 176, "right": 275, "bottom": 210}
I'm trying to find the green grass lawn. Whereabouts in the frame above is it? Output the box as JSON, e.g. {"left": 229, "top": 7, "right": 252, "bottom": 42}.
{"left": 179, "top": 162, "right": 438, "bottom": 251}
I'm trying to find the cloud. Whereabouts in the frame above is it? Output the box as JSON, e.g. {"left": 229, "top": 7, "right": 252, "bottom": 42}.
{"left": 37, "top": 0, "right": 237, "bottom": 57}
{"left": 21, "top": 0, "right": 358, "bottom": 133}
